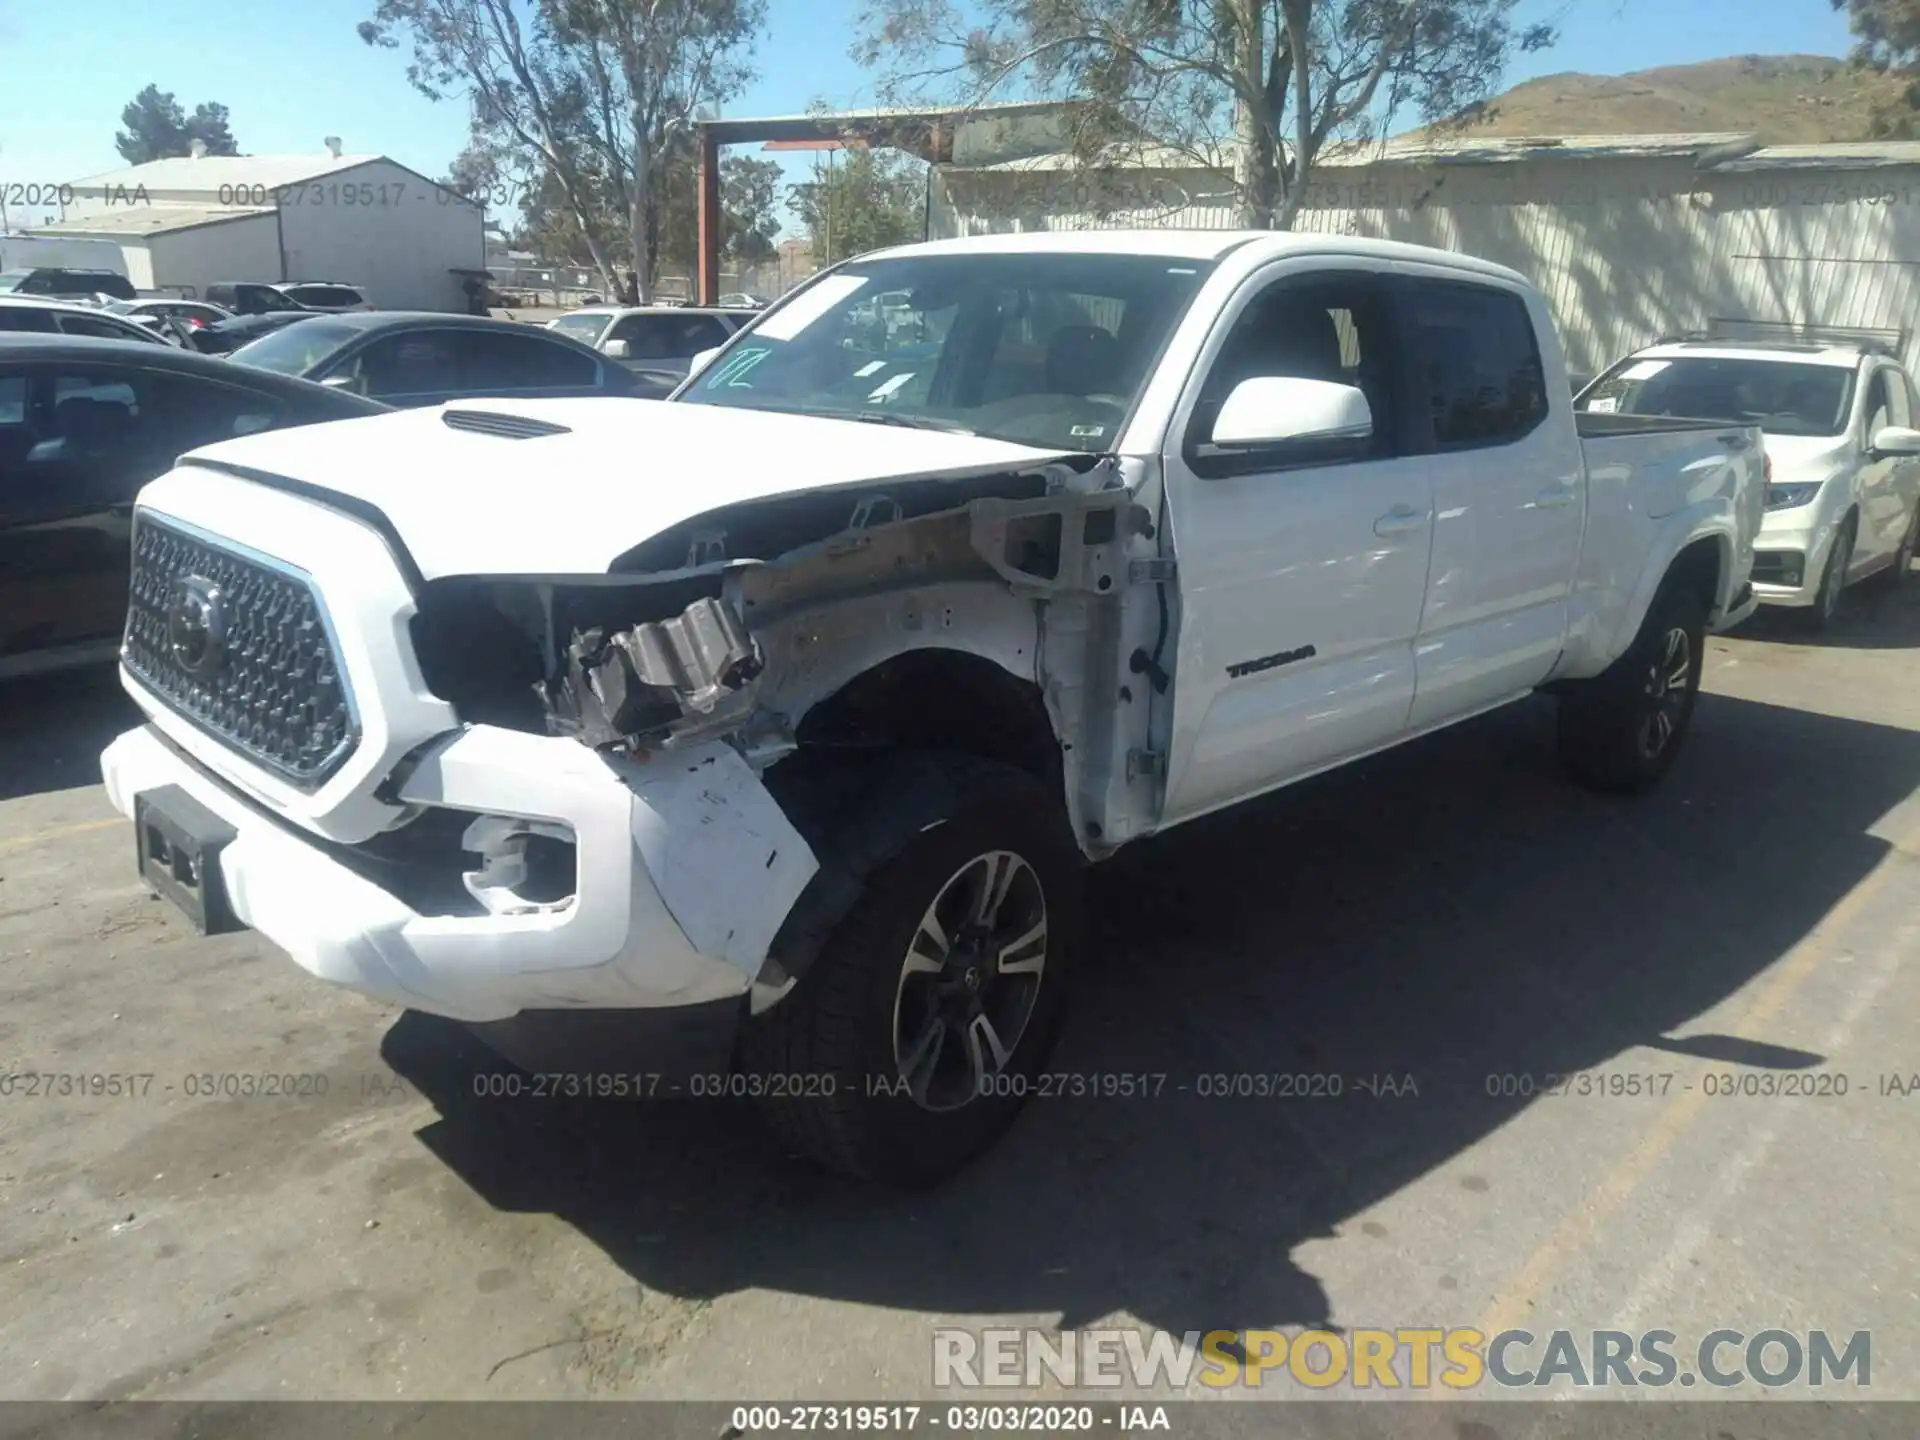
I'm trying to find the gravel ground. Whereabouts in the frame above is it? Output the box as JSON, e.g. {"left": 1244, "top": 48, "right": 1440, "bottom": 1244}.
{"left": 3, "top": 588, "right": 1918, "bottom": 1406}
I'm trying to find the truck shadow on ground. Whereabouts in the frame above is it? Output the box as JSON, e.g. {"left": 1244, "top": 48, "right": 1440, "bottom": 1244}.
{"left": 383, "top": 680, "right": 1920, "bottom": 1341}
{"left": 0, "top": 665, "right": 139, "bottom": 805}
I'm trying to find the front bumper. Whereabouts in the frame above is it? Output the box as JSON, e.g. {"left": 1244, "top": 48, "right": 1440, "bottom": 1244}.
{"left": 1752, "top": 508, "right": 1838, "bottom": 608}
{"left": 101, "top": 722, "right": 818, "bottom": 1024}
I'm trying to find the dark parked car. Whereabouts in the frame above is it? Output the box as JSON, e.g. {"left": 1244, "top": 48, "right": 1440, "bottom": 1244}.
{"left": 276, "top": 281, "right": 373, "bottom": 312}
{"left": 190, "top": 310, "right": 320, "bottom": 356}
{"left": 226, "top": 312, "right": 640, "bottom": 406}
{"left": 0, "top": 335, "right": 388, "bottom": 680}
{"left": 202, "top": 282, "right": 312, "bottom": 316}
{"left": 0, "top": 267, "right": 139, "bottom": 302}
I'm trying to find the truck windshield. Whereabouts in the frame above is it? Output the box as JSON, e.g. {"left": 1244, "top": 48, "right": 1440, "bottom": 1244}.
{"left": 677, "top": 252, "right": 1216, "bottom": 451}
{"left": 1580, "top": 356, "right": 1856, "bottom": 438}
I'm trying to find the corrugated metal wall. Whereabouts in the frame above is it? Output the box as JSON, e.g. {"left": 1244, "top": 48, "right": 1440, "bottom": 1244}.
{"left": 931, "top": 157, "right": 1920, "bottom": 377}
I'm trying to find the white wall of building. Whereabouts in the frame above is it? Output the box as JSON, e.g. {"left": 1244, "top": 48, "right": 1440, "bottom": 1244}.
{"left": 277, "top": 160, "right": 484, "bottom": 311}
{"left": 932, "top": 150, "right": 1920, "bottom": 378}
{"left": 53, "top": 154, "right": 487, "bottom": 312}
{"left": 144, "top": 216, "right": 282, "bottom": 298}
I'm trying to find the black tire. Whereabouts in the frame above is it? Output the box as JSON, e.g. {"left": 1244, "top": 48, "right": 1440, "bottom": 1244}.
{"left": 1558, "top": 584, "right": 1707, "bottom": 794}
{"left": 741, "top": 754, "right": 1082, "bottom": 1186}
{"left": 1870, "top": 501, "right": 1919, "bottom": 592}
{"left": 1806, "top": 514, "right": 1857, "bottom": 629}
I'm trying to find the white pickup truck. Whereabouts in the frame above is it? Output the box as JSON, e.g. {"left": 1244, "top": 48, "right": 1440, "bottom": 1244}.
{"left": 102, "top": 232, "right": 1763, "bottom": 1183}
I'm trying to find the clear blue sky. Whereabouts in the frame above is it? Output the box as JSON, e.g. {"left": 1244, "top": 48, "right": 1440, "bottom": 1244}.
{"left": 0, "top": 0, "right": 1862, "bottom": 230}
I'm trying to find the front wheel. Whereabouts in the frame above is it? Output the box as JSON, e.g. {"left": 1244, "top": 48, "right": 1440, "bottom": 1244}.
{"left": 1871, "top": 502, "right": 1918, "bottom": 592}
{"left": 1807, "top": 516, "right": 1857, "bottom": 628}
{"left": 1558, "top": 586, "right": 1707, "bottom": 794}
{"left": 741, "top": 755, "right": 1081, "bottom": 1186}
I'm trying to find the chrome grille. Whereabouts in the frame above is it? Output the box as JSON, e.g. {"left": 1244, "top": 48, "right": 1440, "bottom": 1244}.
{"left": 123, "top": 512, "right": 358, "bottom": 787}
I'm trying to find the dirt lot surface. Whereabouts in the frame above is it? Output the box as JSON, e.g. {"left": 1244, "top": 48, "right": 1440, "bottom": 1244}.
{"left": 3, "top": 591, "right": 1919, "bottom": 1408}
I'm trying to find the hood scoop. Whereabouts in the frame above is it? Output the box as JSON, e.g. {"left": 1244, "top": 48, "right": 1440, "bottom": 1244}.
{"left": 441, "top": 408, "right": 573, "bottom": 439}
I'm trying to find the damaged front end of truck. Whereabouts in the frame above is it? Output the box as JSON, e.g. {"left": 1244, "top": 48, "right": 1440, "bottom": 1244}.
{"left": 404, "top": 449, "right": 1167, "bottom": 999}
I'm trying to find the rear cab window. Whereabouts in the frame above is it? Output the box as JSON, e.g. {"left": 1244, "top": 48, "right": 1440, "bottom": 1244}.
{"left": 1399, "top": 279, "right": 1549, "bottom": 449}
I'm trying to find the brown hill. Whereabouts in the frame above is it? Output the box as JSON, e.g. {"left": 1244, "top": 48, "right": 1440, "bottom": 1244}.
{"left": 1449, "top": 53, "right": 1905, "bottom": 143}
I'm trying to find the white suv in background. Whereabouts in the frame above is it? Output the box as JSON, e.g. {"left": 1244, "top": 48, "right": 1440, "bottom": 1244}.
{"left": 1580, "top": 335, "right": 1920, "bottom": 626}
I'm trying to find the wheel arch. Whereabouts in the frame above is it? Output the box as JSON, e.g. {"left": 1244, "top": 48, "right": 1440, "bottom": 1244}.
{"left": 753, "top": 642, "right": 1077, "bottom": 1004}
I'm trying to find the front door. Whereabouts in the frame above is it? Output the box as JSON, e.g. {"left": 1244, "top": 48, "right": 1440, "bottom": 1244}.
{"left": 1157, "top": 264, "right": 1434, "bottom": 826}
{"left": 1857, "top": 364, "right": 1916, "bottom": 565}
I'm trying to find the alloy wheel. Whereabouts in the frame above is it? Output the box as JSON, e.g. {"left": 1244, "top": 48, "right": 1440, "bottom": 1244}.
{"left": 1637, "top": 625, "right": 1693, "bottom": 761}
{"left": 1818, "top": 527, "right": 1853, "bottom": 621}
{"left": 890, "top": 850, "right": 1049, "bottom": 1113}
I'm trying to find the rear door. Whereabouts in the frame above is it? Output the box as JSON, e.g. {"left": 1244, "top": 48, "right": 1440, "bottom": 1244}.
{"left": 331, "top": 329, "right": 463, "bottom": 406}
{"left": 455, "top": 328, "right": 609, "bottom": 398}
{"left": 1157, "top": 261, "right": 1434, "bottom": 825}
{"left": 1392, "top": 268, "right": 1583, "bottom": 730}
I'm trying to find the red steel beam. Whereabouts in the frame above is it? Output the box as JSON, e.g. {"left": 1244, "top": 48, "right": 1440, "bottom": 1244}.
{"left": 696, "top": 126, "right": 722, "bottom": 306}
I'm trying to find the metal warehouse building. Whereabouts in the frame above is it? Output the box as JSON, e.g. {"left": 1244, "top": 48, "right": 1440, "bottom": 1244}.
{"left": 26, "top": 147, "right": 485, "bottom": 312}
{"left": 929, "top": 132, "right": 1920, "bottom": 378}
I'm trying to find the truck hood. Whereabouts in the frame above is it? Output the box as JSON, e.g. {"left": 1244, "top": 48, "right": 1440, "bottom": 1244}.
{"left": 172, "top": 397, "right": 1078, "bottom": 580}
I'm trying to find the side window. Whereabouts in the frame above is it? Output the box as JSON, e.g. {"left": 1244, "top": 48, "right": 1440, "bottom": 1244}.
{"left": 1875, "top": 367, "right": 1909, "bottom": 431}
{"left": 1402, "top": 281, "right": 1549, "bottom": 450}
{"left": 29, "top": 369, "right": 149, "bottom": 496}
{"left": 0, "top": 374, "right": 29, "bottom": 485}
{"left": 1864, "top": 370, "right": 1893, "bottom": 441}
{"left": 0, "top": 307, "right": 56, "bottom": 333}
{"left": 58, "top": 313, "right": 154, "bottom": 343}
{"left": 681, "top": 316, "right": 731, "bottom": 352}
{"left": 607, "top": 315, "right": 674, "bottom": 360}
{"left": 460, "top": 331, "right": 599, "bottom": 390}
{"left": 348, "top": 332, "right": 460, "bottom": 398}
{"left": 1187, "top": 271, "right": 1396, "bottom": 474}
{"left": 140, "top": 374, "right": 284, "bottom": 456}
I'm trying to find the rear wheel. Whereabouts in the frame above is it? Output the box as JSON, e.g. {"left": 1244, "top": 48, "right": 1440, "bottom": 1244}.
{"left": 741, "top": 755, "right": 1081, "bottom": 1186}
{"left": 1558, "top": 585, "right": 1707, "bottom": 794}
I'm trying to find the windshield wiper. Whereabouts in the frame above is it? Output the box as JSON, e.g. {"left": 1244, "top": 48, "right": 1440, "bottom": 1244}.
{"left": 813, "top": 407, "right": 978, "bottom": 435}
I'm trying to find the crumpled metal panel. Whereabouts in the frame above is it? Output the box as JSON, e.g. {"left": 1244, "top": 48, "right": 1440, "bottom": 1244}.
{"left": 546, "top": 596, "right": 762, "bottom": 748}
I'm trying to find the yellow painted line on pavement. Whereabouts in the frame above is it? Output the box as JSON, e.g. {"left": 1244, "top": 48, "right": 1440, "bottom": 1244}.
{"left": 0, "top": 817, "right": 125, "bottom": 853}
{"left": 1477, "top": 815, "right": 1920, "bottom": 1337}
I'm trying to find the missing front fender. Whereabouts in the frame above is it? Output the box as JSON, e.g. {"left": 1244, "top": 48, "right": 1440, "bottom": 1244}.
{"left": 544, "top": 596, "right": 762, "bottom": 747}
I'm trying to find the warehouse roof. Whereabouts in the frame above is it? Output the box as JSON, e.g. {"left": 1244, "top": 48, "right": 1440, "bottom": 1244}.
{"left": 26, "top": 204, "right": 275, "bottom": 238}
{"left": 947, "top": 131, "right": 1767, "bottom": 175}
{"left": 67, "top": 153, "right": 386, "bottom": 194}
{"left": 942, "top": 131, "right": 1920, "bottom": 181}
{"left": 1713, "top": 140, "right": 1920, "bottom": 171}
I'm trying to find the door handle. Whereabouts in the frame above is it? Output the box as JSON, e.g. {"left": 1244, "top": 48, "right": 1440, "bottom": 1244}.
{"left": 1374, "top": 504, "right": 1429, "bottom": 537}
{"left": 1535, "top": 484, "right": 1579, "bottom": 509}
